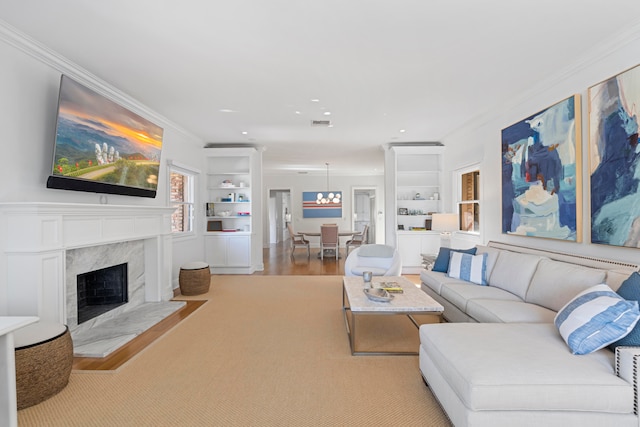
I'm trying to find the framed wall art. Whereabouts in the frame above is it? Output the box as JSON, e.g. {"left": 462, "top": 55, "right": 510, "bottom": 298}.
{"left": 501, "top": 95, "right": 581, "bottom": 241}
{"left": 590, "top": 64, "right": 640, "bottom": 247}
{"left": 302, "top": 191, "right": 342, "bottom": 218}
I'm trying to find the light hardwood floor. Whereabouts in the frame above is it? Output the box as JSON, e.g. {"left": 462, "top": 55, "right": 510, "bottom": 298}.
{"left": 73, "top": 240, "right": 418, "bottom": 370}
{"left": 255, "top": 240, "right": 351, "bottom": 275}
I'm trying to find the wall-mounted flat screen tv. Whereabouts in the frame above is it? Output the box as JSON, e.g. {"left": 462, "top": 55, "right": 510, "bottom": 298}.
{"left": 46, "top": 75, "right": 164, "bottom": 198}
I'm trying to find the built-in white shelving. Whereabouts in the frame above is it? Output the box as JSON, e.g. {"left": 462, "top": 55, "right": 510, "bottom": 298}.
{"left": 395, "top": 149, "right": 443, "bottom": 231}
{"left": 203, "top": 147, "right": 259, "bottom": 273}
{"left": 385, "top": 145, "right": 445, "bottom": 273}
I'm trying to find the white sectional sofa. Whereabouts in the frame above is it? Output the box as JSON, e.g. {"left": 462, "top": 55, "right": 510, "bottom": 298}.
{"left": 418, "top": 241, "right": 640, "bottom": 426}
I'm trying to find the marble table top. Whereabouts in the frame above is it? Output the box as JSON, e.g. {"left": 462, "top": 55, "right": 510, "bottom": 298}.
{"left": 343, "top": 276, "right": 443, "bottom": 313}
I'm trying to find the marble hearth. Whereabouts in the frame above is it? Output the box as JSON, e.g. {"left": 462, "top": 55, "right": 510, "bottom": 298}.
{"left": 0, "top": 202, "right": 183, "bottom": 357}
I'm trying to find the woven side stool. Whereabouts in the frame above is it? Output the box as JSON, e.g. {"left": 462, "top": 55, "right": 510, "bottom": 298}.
{"left": 14, "top": 322, "right": 73, "bottom": 409}
{"left": 179, "top": 261, "right": 211, "bottom": 295}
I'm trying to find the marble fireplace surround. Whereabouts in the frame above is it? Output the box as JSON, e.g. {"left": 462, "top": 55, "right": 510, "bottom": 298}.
{"left": 0, "top": 202, "right": 183, "bottom": 356}
{"left": 66, "top": 241, "right": 144, "bottom": 330}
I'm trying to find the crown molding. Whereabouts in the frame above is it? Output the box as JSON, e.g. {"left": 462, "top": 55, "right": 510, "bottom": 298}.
{"left": 0, "top": 19, "right": 202, "bottom": 144}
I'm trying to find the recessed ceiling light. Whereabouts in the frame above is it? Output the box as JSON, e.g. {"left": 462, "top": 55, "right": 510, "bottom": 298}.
{"left": 310, "top": 99, "right": 320, "bottom": 103}
{"left": 295, "top": 111, "right": 302, "bottom": 115}
{"left": 399, "top": 129, "right": 406, "bottom": 133}
{"left": 219, "top": 109, "right": 237, "bottom": 113}
{"left": 241, "top": 131, "right": 248, "bottom": 135}
{"left": 324, "top": 111, "right": 331, "bottom": 116}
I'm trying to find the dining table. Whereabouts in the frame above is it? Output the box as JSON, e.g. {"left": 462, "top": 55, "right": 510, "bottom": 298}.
{"left": 298, "top": 230, "right": 355, "bottom": 238}
{"left": 299, "top": 230, "right": 356, "bottom": 259}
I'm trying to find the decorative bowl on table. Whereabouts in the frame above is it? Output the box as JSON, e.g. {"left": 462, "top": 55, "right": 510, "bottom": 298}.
{"left": 363, "top": 288, "right": 394, "bottom": 302}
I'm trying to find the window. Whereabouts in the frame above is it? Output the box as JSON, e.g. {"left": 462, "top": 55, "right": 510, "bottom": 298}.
{"left": 457, "top": 168, "right": 480, "bottom": 233}
{"left": 168, "top": 163, "right": 197, "bottom": 234}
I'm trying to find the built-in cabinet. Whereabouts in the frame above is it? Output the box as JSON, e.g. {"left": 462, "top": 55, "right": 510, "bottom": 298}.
{"left": 205, "top": 234, "right": 251, "bottom": 267}
{"left": 385, "top": 145, "right": 444, "bottom": 273}
{"left": 204, "top": 147, "right": 261, "bottom": 274}
{"left": 396, "top": 232, "right": 440, "bottom": 272}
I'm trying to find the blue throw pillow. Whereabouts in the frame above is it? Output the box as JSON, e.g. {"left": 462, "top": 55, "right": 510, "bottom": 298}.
{"left": 555, "top": 284, "right": 640, "bottom": 355}
{"left": 432, "top": 247, "right": 477, "bottom": 273}
{"left": 610, "top": 272, "right": 640, "bottom": 349}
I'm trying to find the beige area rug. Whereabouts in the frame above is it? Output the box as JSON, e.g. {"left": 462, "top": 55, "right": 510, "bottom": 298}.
{"left": 18, "top": 275, "right": 451, "bottom": 427}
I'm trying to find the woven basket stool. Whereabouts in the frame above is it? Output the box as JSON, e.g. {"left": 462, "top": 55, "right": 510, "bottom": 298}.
{"left": 14, "top": 322, "right": 73, "bottom": 409}
{"left": 179, "top": 261, "right": 211, "bottom": 295}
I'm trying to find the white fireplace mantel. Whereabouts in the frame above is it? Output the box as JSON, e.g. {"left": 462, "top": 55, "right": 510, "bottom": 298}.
{"left": 0, "top": 202, "right": 176, "bottom": 324}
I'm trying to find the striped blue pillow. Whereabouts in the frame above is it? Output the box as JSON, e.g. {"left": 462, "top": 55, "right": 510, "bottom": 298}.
{"left": 555, "top": 284, "right": 640, "bottom": 355}
{"left": 447, "top": 252, "right": 487, "bottom": 285}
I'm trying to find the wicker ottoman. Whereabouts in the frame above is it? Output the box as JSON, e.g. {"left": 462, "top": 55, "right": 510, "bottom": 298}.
{"left": 14, "top": 322, "right": 73, "bottom": 409}
{"left": 179, "top": 261, "right": 211, "bottom": 295}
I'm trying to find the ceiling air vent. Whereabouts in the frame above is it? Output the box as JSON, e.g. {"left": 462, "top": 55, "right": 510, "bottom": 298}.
{"left": 311, "top": 120, "right": 331, "bottom": 127}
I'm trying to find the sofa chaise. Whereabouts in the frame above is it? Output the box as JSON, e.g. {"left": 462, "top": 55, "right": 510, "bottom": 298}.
{"left": 418, "top": 241, "right": 640, "bottom": 426}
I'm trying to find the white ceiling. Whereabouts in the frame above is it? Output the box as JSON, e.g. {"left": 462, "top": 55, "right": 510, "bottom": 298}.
{"left": 2, "top": 1, "right": 640, "bottom": 175}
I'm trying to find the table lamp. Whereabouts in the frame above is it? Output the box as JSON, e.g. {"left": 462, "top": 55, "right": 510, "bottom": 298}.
{"left": 431, "top": 213, "right": 459, "bottom": 248}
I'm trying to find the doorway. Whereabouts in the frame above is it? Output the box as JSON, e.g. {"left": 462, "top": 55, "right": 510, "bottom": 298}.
{"left": 352, "top": 188, "right": 377, "bottom": 244}
{"left": 268, "top": 189, "right": 292, "bottom": 244}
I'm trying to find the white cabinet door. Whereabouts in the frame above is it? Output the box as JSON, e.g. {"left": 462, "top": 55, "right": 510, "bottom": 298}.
{"left": 226, "top": 235, "right": 250, "bottom": 267}
{"left": 205, "top": 234, "right": 251, "bottom": 268}
{"left": 397, "top": 233, "right": 423, "bottom": 268}
{"left": 398, "top": 232, "right": 440, "bottom": 273}
{"left": 420, "top": 234, "right": 440, "bottom": 256}
{"left": 205, "top": 235, "right": 228, "bottom": 267}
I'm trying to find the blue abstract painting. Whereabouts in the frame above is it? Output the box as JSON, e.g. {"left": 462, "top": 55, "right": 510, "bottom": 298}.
{"left": 501, "top": 95, "right": 581, "bottom": 241}
{"left": 302, "top": 191, "right": 342, "bottom": 218}
{"left": 590, "top": 64, "right": 640, "bottom": 247}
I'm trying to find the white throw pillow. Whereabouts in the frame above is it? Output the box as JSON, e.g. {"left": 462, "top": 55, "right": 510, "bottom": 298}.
{"left": 447, "top": 252, "right": 487, "bottom": 285}
{"left": 554, "top": 284, "right": 640, "bottom": 355}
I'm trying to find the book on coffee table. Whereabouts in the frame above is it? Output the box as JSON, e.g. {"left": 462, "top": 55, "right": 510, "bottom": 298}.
{"left": 379, "top": 282, "right": 404, "bottom": 293}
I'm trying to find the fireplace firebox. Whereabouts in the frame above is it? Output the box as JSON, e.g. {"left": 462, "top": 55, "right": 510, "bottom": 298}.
{"left": 77, "top": 263, "right": 128, "bottom": 324}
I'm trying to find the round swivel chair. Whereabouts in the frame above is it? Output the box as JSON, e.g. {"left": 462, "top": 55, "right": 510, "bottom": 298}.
{"left": 344, "top": 244, "right": 402, "bottom": 276}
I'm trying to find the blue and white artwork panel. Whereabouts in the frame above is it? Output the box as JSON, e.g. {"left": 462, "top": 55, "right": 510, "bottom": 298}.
{"left": 302, "top": 191, "right": 342, "bottom": 218}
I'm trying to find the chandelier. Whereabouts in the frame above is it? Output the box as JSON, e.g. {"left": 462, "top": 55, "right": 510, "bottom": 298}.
{"left": 316, "top": 162, "right": 341, "bottom": 204}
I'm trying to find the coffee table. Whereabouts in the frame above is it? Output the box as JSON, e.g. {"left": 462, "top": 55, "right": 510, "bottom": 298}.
{"left": 342, "top": 276, "right": 443, "bottom": 356}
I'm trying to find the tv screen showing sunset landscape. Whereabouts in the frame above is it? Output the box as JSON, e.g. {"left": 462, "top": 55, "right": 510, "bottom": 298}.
{"left": 47, "top": 75, "right": 163, "bottom": 198}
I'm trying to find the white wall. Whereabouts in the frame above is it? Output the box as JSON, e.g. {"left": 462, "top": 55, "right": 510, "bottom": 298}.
{"left": 262, "top": 173, "right": 385, "bottom": 247}
{"left": 0, "top": 25, "right": 206, "bottom": 288}
{"left": 442, "top": 25, "right": 640, "bottom": 265}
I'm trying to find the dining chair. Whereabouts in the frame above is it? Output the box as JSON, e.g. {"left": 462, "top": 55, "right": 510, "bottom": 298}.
{"left": 345, "top": 224, "right": 368, "bottom": 256}
{"left": 287, "top": 223, "right": 310, "bottom": 259}
{"left": 320, "top": 224, "right": 339, "bottom": 260}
